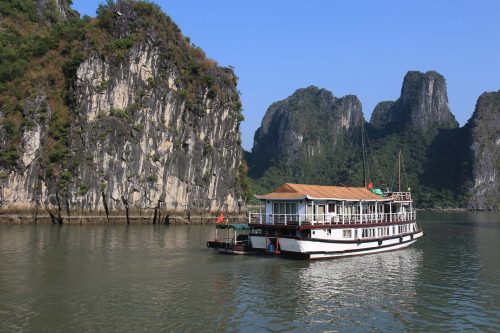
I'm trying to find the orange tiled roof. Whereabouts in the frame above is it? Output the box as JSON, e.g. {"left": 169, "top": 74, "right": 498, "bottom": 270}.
{"left": 255, "top": 183, "right": 390, "bottom": 201}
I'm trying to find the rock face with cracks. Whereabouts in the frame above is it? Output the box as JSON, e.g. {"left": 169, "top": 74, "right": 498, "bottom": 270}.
{"left": 466, "top": 91, "right": 500, "bottom": 210}
{"left": 0, "top": 1, "right": 244, "bottom": 222}
{"left": 249, "top": 86, "right": 363, "bottom": 178}
{"left": 370, "top": 71, "right": 458, "bottom": 134}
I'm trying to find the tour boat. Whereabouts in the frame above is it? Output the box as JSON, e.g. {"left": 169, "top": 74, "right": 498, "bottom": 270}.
{"left": 206, "top": 223, "right": 252, "bottom": 255}
{"left": 248, "top": 183, "right": 424, "bottom": 259}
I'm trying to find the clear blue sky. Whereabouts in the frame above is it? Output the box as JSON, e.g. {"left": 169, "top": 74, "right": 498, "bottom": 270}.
{"left": 73, "top": 0, "right": 500, "bottom": 151}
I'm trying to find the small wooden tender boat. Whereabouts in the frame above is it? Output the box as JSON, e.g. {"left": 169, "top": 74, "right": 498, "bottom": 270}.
{"left": 206, "top": 224, "right": 252, "bottom": 255}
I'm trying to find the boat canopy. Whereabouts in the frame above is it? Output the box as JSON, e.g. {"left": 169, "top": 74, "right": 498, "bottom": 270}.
{"left": 255, "top": 183, "right": 391, "bottom": 202}
{"left": 215, "top": 224, "right": 251, "bottom": 230}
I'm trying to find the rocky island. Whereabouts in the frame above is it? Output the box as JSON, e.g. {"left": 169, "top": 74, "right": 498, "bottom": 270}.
{"left": 247, "top": 72, "right": 499, "bottom": 210}
{"left": 0, "top": 0, "right": 245, "bottom": 223}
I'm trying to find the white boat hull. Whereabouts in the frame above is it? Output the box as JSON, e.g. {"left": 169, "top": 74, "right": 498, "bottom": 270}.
{"left": 250, "top": 231, "right": 424, "bottom": 259}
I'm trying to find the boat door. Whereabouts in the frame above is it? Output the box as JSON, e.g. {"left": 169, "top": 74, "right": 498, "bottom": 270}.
{"left": 306, "top": 203, "right": 313, "bottom": 222}
{"left": 316, "top": 204, "right": 326, "bottom": 222}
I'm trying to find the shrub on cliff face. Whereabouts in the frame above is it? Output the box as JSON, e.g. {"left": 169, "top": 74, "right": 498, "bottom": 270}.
{"left": 0, "top": 0, "right": 38, "bottom": 22}
{"left": 236, "top": 161, "right": 252, "bottom": 203}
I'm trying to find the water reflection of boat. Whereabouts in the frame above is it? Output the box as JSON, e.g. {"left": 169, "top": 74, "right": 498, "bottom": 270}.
{"left": 293, "top": 248, "right": 423, "bottom": 326}
{"left": 206, "top": 224, "right": 252, "bottom": 255}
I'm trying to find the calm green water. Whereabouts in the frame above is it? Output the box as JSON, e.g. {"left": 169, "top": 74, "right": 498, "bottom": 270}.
{"left": 0, "top": 212, "right": 499, "bottom": 332}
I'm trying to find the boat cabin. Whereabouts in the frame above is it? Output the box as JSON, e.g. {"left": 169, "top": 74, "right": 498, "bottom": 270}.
{"left": 249, "top": 183, "right": 415, "bottom": 226}
{"left": 206, "top": 223, "right": 252, "bottom": 255}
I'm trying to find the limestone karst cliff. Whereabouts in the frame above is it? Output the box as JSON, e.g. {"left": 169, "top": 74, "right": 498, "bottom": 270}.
{"left": 466, "top": 91, "right": 499, "bottom": 210}
{"left": 370, "top": 71, "right": 458, "bottom": 136}
{"left": 248, "top": 86, "right": 364, "bottom": 191}
{"left": 0, "top": 0, "right": 244, "bottom": 220}
{"left": 34, "top": 0, "right": 78, "bottom": 22}
{"left": 248, "top": 86, "right": 363, "bottom": 182}
{"left": 370, "top": 101, "right": 395, "bottom": 130}
{"left": 248, "top": 71, "right": 498, "bottom": 210}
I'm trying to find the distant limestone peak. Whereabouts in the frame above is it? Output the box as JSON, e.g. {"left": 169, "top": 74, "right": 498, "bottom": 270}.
{"left": 401, "top": 71, "right": 458, "bottom": 130}
{"left": 466, "top": 90, "right": 500, "bottom": 210}
{"left": 370, "top": 71, "right": 458, "bottom": 134}
{"left": 370, "top": 101, "right": 396, "bottom": 129}
{"left": 250, "top": 86, "right": 363, "bottom": 177}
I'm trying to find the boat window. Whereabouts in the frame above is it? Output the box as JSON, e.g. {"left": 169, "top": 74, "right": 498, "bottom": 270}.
{"left": 273, "top": 203, "right": 281, "bottom": 215}
{"left": 343, "top": 230, "right": 352, "bottom": 238}
{"left": 346, "top": 205, "right": 352, "bottom": 219}
{"left": 286, "top": 203, "right": 297, "bottom": 215}
{"left": 273, "top": 202, "right": 297, "bottom": 215}
{"left": 328, "top": 203, "right": 336, "bottom": 214}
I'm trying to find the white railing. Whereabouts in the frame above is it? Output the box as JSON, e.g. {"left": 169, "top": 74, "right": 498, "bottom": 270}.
{"left": 248, "top": 210, "right": 416, "bottom": 226}
{"left": 389, "top": 192, "right": 412, "bottom": 201}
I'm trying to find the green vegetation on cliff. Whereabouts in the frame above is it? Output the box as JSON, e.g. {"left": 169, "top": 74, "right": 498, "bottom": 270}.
{"left": 0, "top": 0, "right": 243, "bottom": 188}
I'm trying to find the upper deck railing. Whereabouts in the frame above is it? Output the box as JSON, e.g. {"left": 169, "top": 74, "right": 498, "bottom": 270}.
{"left": 248, "top": 210, "right": 416, "bottom": 226}
{"left": 388, "top": 192, "right": 412, "bottom": 201}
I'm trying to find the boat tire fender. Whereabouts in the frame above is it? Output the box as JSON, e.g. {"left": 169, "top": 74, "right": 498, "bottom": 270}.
{"left": 399, "top": 236, "right": 403, "bottom": 243}
{"left": 356, "top": 238, "right": 361, "bottom": 245}
{"left": 378, "top": 239, "right": 382, "bottom": 246}
{"left": 411, "top": 234, "right": 414, "bottom": 240}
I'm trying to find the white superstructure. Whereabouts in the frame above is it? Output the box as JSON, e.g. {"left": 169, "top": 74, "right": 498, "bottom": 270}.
{"left": 248, "top": 183, "right": 423, "bottom": 259}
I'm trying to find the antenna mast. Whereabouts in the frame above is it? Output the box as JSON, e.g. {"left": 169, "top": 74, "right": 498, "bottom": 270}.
{"left": 360, "top": 120, "right": 369, "bottom": 188}
{"left": 362, "top": 127, "right": 366, "bottom": 187}
{"left": 398, "top": 150, "right": 401, "bottom": 192}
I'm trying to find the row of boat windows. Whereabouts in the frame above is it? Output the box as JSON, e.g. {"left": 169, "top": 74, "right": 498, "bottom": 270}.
{"left": 272, "top": 202, "right": 297, "bottom": 215}
{"left": 340, "top": 224, "right": 414, "bottom": 238}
